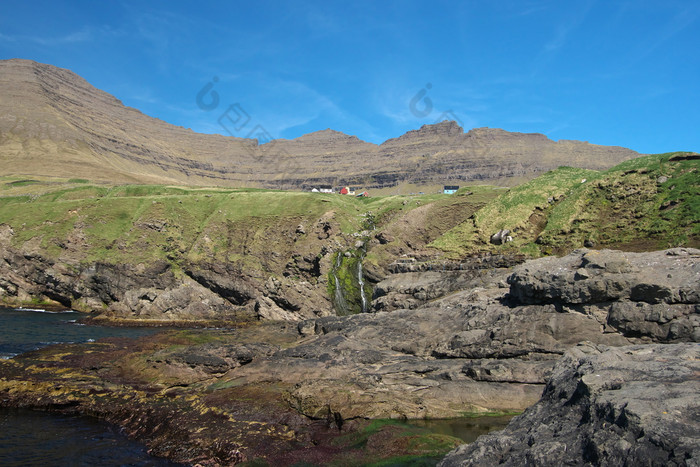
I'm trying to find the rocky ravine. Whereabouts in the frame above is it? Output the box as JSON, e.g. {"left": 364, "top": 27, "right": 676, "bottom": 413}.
{"left": 0, "top": 247, "right": 697, "bottom": 464}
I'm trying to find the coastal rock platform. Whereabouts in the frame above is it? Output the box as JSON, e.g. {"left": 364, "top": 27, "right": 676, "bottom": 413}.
{"left": 1, "top": 247, "right": 697, "bottom": 464}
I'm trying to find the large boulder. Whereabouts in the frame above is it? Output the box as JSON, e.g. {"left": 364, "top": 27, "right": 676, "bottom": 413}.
{"left": 508, "top": 248, "right": 700, "bottom": 306}
{"left": 439, "top": 342, "right": 700, "bottom": 466}
{"left": 490, "top": 229, "right": 512, "bottom": 245}
{"left": 507, "top": 248, "right": 700, "bottom": 343}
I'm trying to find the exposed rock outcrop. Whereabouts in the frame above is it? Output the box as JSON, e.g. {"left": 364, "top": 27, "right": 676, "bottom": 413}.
{"left": 490, "top": 229, "right": 512, "bottom": 245}
{"left": 0, "top": 215, "right": 340, "bottom": 322}
{"left": 371, "top": 270, "right": 504, "bottom": 312}
{"left": 234, "top": 247, "right": 698, "bottom": 421}
{"left": 439, "top": 342, "right": 700, "bottom": 467}
{"left": 0, "top": 244, "right": 255, "bottom": 321}
{"left": 508, "top": 248, "right": 700, "bottom": 342}
{"left": 372, "top": 254, "right": 526, "bottom": 311}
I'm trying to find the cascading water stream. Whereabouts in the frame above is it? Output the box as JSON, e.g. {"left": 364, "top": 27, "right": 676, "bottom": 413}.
{"left": 330, "top": 211, "right": 374, "bottom": 315}
{"left": 357, "top": 248, "right": 368, "bottom": 313}
{"left": 332, "top": 253, "right": 351, "bottom": 315}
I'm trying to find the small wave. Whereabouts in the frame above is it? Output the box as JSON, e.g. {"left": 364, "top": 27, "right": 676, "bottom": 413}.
{"left": 0, "top": 354, "right": 18, "bottom": 360}
{"left": 12, "top": 308, "right": 77, "bottom": 314}
{"left": 86, "top": 339, "right": 95, "bottom": 343}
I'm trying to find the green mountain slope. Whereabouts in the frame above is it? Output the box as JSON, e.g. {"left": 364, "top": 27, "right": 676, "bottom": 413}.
{"left": 537, "top": 152, "right": 699, "bottom": 252}
{"left": 430, "top": 152, "right": 699, "bottom": 257}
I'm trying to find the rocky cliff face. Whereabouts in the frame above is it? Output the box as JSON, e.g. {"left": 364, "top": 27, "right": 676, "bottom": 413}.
{"left": 0, "top": 218, "right": 342, "bottom": 323}
{"left": 0, "top": 59, "right": 639, "bottom": 189}
{"left": 278, "top": 248, "right": 698, "bottom": 420}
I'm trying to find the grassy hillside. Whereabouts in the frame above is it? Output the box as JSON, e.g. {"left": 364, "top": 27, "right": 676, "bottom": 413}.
{"left": 1, "top": 152, "right": 697, "bottom": 292}
{"left": 536, "top": 152, "right": 699, "bottom": 252}
{"left": 363, "top": 185, "right": 503, "bottom": 268}
{"left": 0, "top": 177, "right": 494, "bottom": 302}
{"left": 430, "top": 152, "right": 699, "bottom": 257}
{"left": 0, "top": 180, "right": 390, "bottom": 265}
{"left": 0, "top": 176, "right": 511, "bottom": 314}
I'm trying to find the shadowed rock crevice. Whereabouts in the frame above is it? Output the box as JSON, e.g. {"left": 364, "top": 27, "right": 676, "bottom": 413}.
{"left": 182, "top": 263, "right": 257, "bottom": 306}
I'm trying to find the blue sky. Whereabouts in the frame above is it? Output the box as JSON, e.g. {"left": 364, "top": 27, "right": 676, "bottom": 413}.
{"left": 1, "top": 0, "right": 698, "bottom": 153}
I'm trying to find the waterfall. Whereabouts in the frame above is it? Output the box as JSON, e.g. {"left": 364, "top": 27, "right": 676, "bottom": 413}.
{"left": 329, "top": 221, "right": 372, "bottom": 315}
{"left": 357, "top": 259, "right": 367, "bottom": 313}
{"left": 331, "top": 253, "right": 350, "bottom": 315}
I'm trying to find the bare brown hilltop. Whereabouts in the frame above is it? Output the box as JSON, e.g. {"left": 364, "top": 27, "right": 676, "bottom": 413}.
{"left": 0, "top": 59, "right": 639, "bottom": 189}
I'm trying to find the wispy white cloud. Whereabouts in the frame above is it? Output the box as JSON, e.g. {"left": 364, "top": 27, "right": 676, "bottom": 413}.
{"left": 597, "top": 2, "right": 699, "bottom": 77}
{"left": 0, "top": 26, "right": 94, "bottom": 46}
{"left": 544, "top": 23, "right": 570, "bottom": 53}
{"left": 517, "top": 2, "right": 554, "bottom": 17}
{"left": 187, "top": 118, "right": 232, "bottom": 136}
{"left": 120, "top": 85, "right": 161, "bottom": 106}
{"left": 0, "top": 32, "right": 17, "bottom": 43}
{"left": 376, "top": 94, "right": 418, "bottom": 125}
{"left": 372, "top": 77, "right": 433, "bottom": 125}
{"left": 498, "top": 0, "right": 558, "bottom": 18}
{"left": 254, "top": 79, "right": 342, "bottom": 136}
{"left": 372, "top": 80, "right": 481, "bottom": 135}
{"left": 544, "top": 121, "right": 572, "bottom": 137}
{"left": 117, "top": 4, "right": 223, "bottom": 75}
{"left": 186, "top": 73, "right": 348, "bottom": 141}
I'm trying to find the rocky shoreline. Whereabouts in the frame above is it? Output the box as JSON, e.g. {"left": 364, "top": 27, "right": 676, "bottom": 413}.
{"left": 0, "top": 247, "right": 698, "bottom": 465}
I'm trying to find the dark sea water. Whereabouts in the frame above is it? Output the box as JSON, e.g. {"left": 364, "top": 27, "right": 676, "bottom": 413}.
{"left": 0, "top": 408, "right": 180, "bottom": 466}
{"left": 0, "top": 307, "right": 160, "bottom": 359}
{"left": 0, "top": 307, "right": 181, "bottom": 466}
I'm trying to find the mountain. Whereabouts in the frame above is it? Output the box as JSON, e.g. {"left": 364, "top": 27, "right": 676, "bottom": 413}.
{"left": 0, "top": 59, "right": 639, "bottom": 189}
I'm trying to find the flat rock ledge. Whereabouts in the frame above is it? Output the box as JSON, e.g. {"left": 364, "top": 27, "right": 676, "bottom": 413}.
{"left": 439, "top": 342, "right": 700, "bottom": 467}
